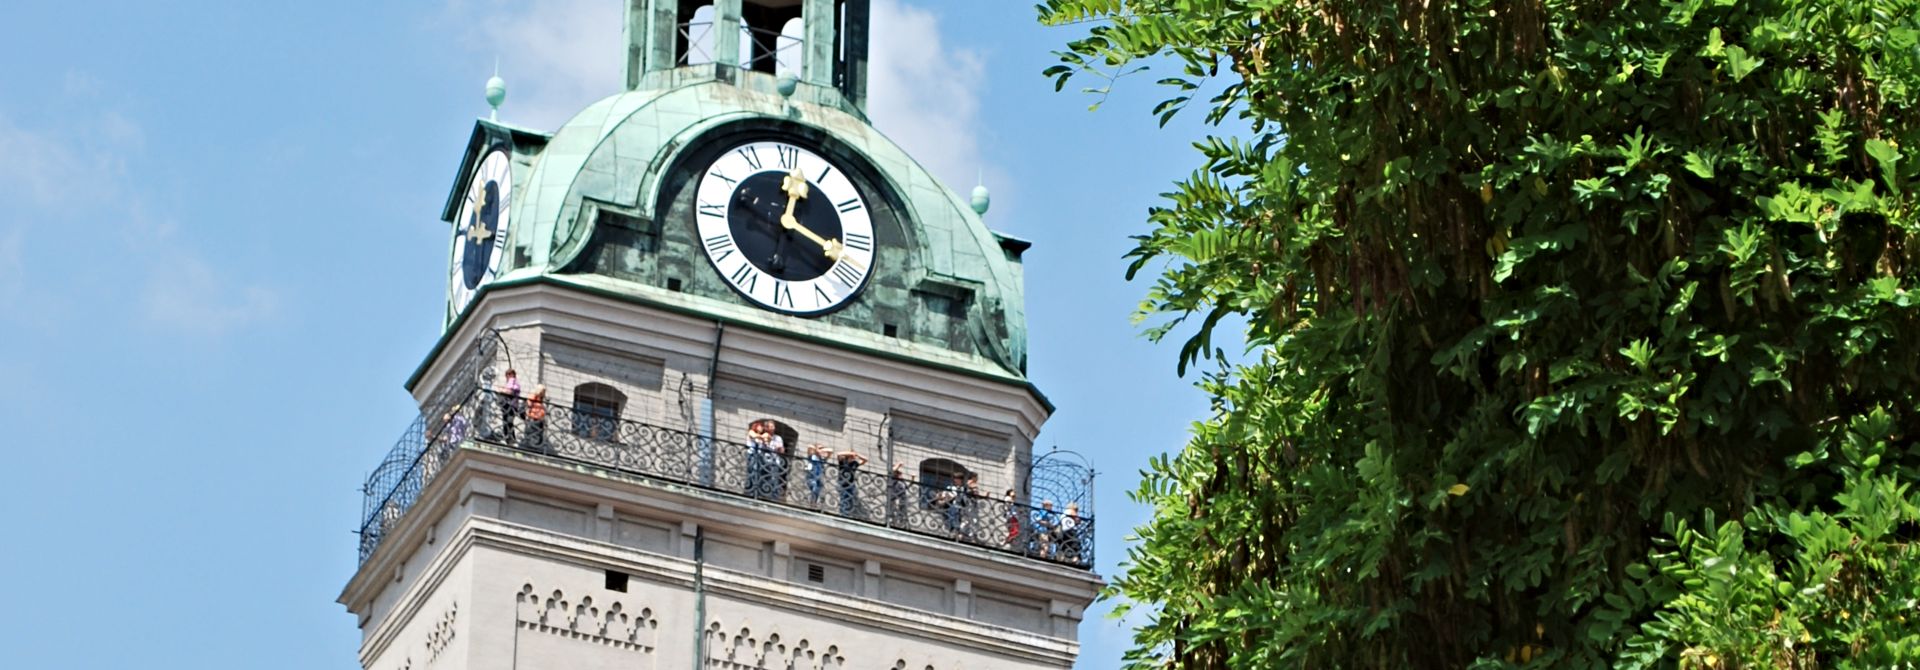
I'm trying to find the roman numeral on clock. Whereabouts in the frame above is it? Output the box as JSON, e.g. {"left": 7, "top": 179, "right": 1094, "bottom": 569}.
{"left": 830, "top": 261, "right": 865, "bottom": 289}
{"left": 813, "top": 284, "right": 833, "bottom": 307}
{"left": 697, "top": 201, "right": 725, "bottom": 218}
{"left": 728, "top": 262, "right": 758, "bottom": 292}
{"left": 772, "top": 281, "right": 794, "bottom": 309}
{"left": 776, "top": 145, "right": 800, "bottom": 170}
{"left": 843, "top": 232, "right": 871, "bottom": 252}
{"left": 737, "top": 146, "right": 763, "bottom": 171}
{"left": 836, "top": 198, "right": 863, "bottom": 213}
{"left": 703, "top": 234, "right": 735, "bottom": 262}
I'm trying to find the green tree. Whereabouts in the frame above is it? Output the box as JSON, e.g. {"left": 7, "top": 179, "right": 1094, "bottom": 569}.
{"left": 1039, "top": 0, "right": 1920, "bottom": 666}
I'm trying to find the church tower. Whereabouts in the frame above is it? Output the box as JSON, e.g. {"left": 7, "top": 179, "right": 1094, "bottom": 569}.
{"left": 339, "top": 3, "right": 1101, "bottom": 669}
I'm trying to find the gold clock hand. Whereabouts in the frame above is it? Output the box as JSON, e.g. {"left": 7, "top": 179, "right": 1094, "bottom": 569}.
{"left": 775, "top": 170, "right": 864, "bottom": 269}
{"left": 465, "top": 190, "right": 494, "bottom": 243}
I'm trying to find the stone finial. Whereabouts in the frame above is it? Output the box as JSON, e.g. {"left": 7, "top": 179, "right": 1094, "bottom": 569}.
{"left": 485, "top": 60, "right": 507, "bottom": 121}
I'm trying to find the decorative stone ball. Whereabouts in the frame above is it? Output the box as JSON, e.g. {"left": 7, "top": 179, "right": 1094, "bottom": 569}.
{"left": 485, "top": 75, "right": 507, "bottom": 110}
{"left": 775, "top": 74, "right": 799, "bottom": 98}
{"left": 970, "top": 184, "right": 991, "bottom": 216}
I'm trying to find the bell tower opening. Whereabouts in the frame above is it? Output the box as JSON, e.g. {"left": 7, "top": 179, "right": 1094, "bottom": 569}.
{"left": 740, "top": 0, "right": 801, "bottom": 75}
{"left": 629, "top": 0, "right": 869, "bottom": 109}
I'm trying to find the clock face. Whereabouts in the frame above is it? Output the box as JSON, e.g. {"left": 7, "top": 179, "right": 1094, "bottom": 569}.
{"left": 450, "top": 147, "right": 513, "bottom": 316}
{"left": 694, "top": 139, "right": 875, "bottom": 315}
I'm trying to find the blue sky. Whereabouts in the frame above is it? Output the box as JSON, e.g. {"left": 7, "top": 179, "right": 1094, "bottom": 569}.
{"left": 0, "top": 2, "right": 1222, "bottom": 668}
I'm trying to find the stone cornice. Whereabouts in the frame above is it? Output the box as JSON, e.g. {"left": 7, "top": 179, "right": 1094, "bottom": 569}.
{"left": 468, "top": 516, "right": 1080, "bottom": 666}
{"left": 456, "top": 445, "right": 1102, "bottom": 594}
{"left": 355, "top": 516, "right": 483, "bottom": 667}
{"left": 412, "top": 280, "right": 1054, "bottom": 436}
{"left": 344, "top": 449, "right": 1101, "bottom": 663}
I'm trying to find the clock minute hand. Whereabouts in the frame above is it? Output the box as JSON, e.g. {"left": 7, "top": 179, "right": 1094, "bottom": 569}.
{"left": 780, "top": 211, "right": 865, "bottom": 271}
{"left": 776, "top": 171, "right": 865, "bottom": 271}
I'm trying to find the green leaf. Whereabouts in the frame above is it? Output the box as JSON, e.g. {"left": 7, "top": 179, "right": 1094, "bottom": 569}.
{"left": 1725, "top": 45, "right": 1764, "bottom": 82}
{"left": 1682, "top": 152, "right": 1715, "bottom": 179}
{"left": 1865, "top": 138, "right": 1902, "bottom": 193}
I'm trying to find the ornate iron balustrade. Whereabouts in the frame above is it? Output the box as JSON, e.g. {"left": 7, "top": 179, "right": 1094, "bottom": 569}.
{"left": 358, "top": 388, "right": 1096, "bottom": 569}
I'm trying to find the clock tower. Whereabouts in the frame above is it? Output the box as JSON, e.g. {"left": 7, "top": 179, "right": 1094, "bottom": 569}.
{"left": 340, "top": 2, "right": 1100, "bottom": 669}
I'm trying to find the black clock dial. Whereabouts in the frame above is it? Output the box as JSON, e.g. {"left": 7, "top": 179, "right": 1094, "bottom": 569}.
{"left": 725, "top": 171, "right": 844, "bottom": 282}
{"left": 695, "top": 139, "right": 875, "bottom": 315}
{"left": 460, "top": 180, "right": 501, "bottom": 289}
{"left": 450, "top": 147, "right": 512, "bottom": 318}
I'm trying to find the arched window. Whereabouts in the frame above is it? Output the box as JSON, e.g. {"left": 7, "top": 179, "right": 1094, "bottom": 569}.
{"left": 572, "top": 382, "right": 626, "bottom": 441}
{"left": 775, "top": 17, "right": 805, "bottom": 77}
{"left": 918, "top": 458, "right": 970, "bottom": 490}
{"left": 678, "top": 4, "right": 717, "bottom": 65}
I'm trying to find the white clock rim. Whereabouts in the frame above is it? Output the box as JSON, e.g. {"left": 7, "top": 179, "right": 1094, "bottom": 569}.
{"left": 451, "top": 149, "right": 515, "bottom": 305}
{"left": 694, "top": 140, "right": 876, "bottom": 315}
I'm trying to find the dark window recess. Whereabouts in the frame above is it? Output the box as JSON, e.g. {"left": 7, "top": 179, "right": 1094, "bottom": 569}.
{"left": 667, "top": 277, "right": 682, "bottom": 292}
{"left": 806, "top": 563, "right": 825, "bottom": 583}
{"left": 605, "top": 569, "right": 629, "bottom": 592}
{"left": 573, "top": 382, "right": 626, "bottom": 440}
{"left": 882, "top": 323, "right": 898, "bottom": 337}
{"left": 923, "top": 294, "right": 953, "bottom": 317}
{"left": 595, "top": 208, "right": 659, "bottom": 253}
{"left": 919, "top": 458, "right": 971, "bottom": 491}
{"left": 918, "top": 458, "right": 972, "bottom": 509}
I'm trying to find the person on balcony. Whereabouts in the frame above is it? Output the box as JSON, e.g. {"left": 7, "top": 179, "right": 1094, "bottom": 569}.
{"left": 499, "top": 369, "right": 521, "bottom": 441}
{"left": 525, "top": 385, "right": 548, "bottom": 453}
{"left": 961, "top": 474, "right": 984, "bottom": 539}
{"left": 833, "top": 447, "right": 869, "bottom": 517}
{"left": 423, "top": 406, "right": 462, "bottom": 482}
{"left": 1055, "top": 502, "right": 1084, "bottom": 563}
{"left": 1032, "top": 500, "right": 1059, "bottom": 558}
{"left": 938, "top": 474, "right": 973, "bottom": 537}
{"left": 745, "top": 419, "right": 784, "bottom": 501}
{"left": 804, "top": 443, "right": 829, "bottom": 506}
{"left": 886, "top": 463, "right": 909, "bottom": 528}
{"left": 1003, "top": 489, "right": 1021, "bottom": 548}
{"left": 445, "top": 406, "right": 467, "bottom": 446}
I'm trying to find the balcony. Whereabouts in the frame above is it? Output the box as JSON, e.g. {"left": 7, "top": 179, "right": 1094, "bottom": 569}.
{"left": 357, "top": 387, "right": 1096, "bottom": 569}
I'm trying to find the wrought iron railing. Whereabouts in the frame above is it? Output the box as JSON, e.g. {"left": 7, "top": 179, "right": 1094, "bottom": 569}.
{"left": 358, "top": 388, "right": 1095, "bottom": 569}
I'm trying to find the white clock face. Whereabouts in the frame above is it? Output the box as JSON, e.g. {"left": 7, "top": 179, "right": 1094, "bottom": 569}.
{"left": 695, "top": 139, "right": 876, "bottom": 315}
{"left": 450, "top": 147, "right": 513, "bottom": 318}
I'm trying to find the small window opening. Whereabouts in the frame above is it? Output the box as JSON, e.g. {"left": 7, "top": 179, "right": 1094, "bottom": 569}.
{"left": 806, "top": 563, "right": 825, "bottom": 583}
{"left": 919, "top": 458, "right": 970, "bottom": 488}
{"left": 605, "top": 569, "right": 629, "bottom": 592}
{"left": 572, "top": 382, "right": 626, "bottom": 441}
{"left": 742, "top": 0, "right": 803, "bottom": 75}
{"left": 678, "top": 4, "right": 718, "bottom": 66}
{"left": 882, "top": 323, "right": 898, "bottom": 337}
{"left": 667, "top": 277, "right": 683, "bottom": 292}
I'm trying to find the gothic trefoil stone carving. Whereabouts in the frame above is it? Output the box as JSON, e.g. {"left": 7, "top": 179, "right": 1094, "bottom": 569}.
{"left": 514, "top": 583, "right": 659, "bottom": 653}
{"left": 704, "top": 620, "right": 846, "bottom": 669}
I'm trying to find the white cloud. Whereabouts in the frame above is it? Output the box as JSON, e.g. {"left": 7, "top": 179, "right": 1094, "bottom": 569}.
{"left": 139, "top": 252, "right": 280, "bottom": 337}
{"left": 0, "top": 104, "right": 278, "bottom": 338}
{"left": 434, "top": 0, "right": 997, "bottom": 192}
{"left": 0, "top": 113, "right": 119, "bottom": 206}
{"left": 866, "top": 0, "right": 992, "bottom": 198}
{"left": 439, "top": 0, "right": 625, "bottom": 130}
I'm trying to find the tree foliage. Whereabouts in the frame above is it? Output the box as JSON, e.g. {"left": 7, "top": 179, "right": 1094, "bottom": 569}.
{"left": 1040, "top": 0, "right": 1920, "bottom": 666}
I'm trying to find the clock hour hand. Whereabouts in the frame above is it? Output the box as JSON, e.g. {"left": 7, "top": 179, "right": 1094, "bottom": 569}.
{"left": 776, "top": 171, "right": 865, "bottom": 271}
{"left": 465, "top": 191, "right": 494, "bottom": 243}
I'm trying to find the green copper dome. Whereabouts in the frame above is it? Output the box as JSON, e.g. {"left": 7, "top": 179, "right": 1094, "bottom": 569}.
{"left": 483, "top": 69, "right": 1030, "bottom": 379}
